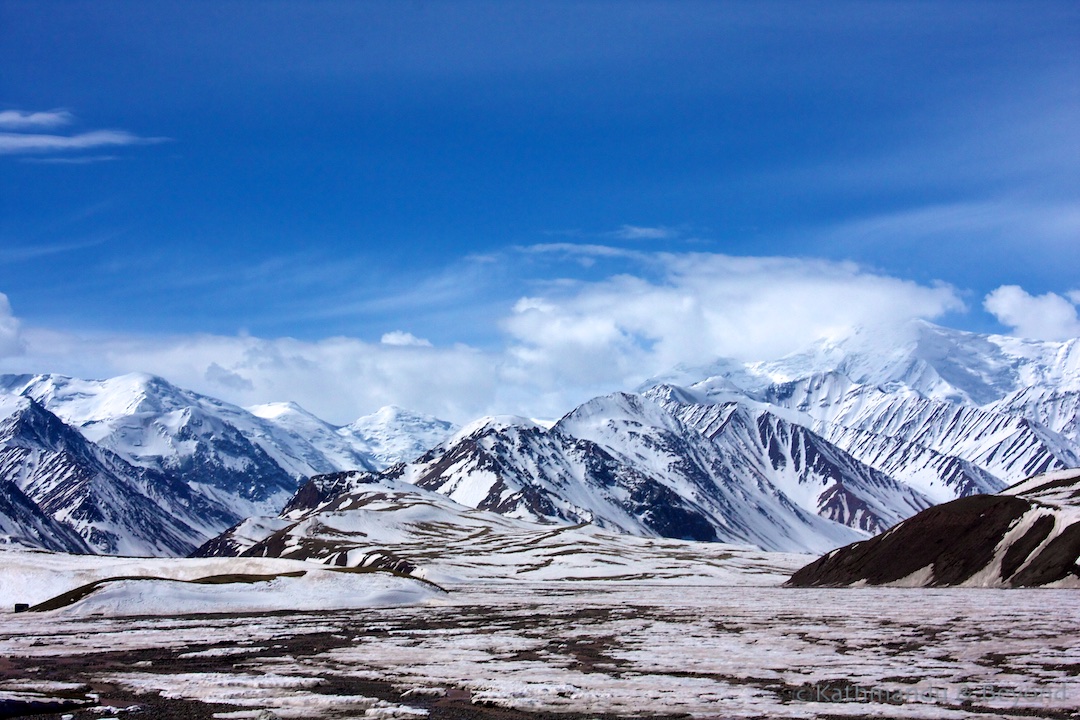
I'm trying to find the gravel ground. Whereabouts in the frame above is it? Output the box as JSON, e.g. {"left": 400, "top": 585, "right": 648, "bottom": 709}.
{"left": 1, "top": 582, "right": 1078, "bottom": 720}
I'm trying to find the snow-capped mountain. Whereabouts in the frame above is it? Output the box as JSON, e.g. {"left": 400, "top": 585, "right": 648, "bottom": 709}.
{"left": 648, "top": 321, "right": 1080, "bottom": 495}
{"left": 2, "top": 320, "right": 1077, "bottom": 558}
{"left": 0, "top": 404, "right": 92, "bottom": 553}
{"left": 338, "top": 405, "right": 458, "bottom": 468}
{"left": 0, "top": 373, "right": 457, "bottom": 556}
{"left": 0, "top": 394, "right": 232, "bottom": 555}
{"left": 644, "top": 386, "right": 933, "bottom": 534}
{"left": 0, "top": 373, "right": 298, "bottom": 517}
{"left": 732, "top": 320, "right": 1080, "bottom": 403}
{"left": 245, "top": 401, "right": 381, "bottom": 476}
{"left": 302, "top": 391, "right": 937, "bottom": 553}
{"left": 787, "top": 468, "right": 1080, "bottom": 588}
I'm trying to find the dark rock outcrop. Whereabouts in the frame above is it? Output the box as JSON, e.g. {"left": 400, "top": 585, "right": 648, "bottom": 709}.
{"left": 787, "top": 469, "right": 1080, "bottom": 588}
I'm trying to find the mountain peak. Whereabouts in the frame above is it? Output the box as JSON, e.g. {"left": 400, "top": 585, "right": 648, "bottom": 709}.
{"left": 247, "top": 400, "right": 314, "bottom": 421}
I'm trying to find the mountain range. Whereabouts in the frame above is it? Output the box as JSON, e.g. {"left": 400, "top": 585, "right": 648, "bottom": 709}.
{"left": 1, "top": 320, "right": 1078, "bottom": 558}
{"left": 0, "top": 373, "right": 456, "bottom": 555}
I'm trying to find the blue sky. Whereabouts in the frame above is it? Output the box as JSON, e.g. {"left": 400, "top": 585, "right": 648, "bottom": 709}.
{"left": 0, "top": 1, "right": 1078, "bottom": 421}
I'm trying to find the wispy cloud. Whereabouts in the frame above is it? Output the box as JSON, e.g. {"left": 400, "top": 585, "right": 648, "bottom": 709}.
{"left": 0, "top": 130, "right": 167, "bottom": 155}
{"left": 519, "top": 243, "right": 648, "bottom": 260}
{"left": 20, "top": 154, "right": 119, "bottom": 165}
{"left": 0, "top": 237, "right": 108, "bottom": 262}
{"left": 0, "top": 109, "right": 169, "bottom": 159}
{"left": 0, "top": 109, "right": 74, "bottom": 130}
{"left": 814, "top": 200, "right": 1080, "bottom": 262}
{"left": 608, "top": 224, "right": 677, "bottom": 241}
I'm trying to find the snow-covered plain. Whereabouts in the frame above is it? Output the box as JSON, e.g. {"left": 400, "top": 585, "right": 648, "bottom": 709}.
{"left": 0, "top": 581, "right": 1076, "bottom": 719}
{"left": 0, "top": 547, "right": 440, "bottom": 614}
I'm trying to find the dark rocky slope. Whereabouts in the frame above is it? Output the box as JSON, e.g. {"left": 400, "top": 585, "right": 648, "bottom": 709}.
{"left": 787, "top": 469, "right": 1080, "bottom": 588}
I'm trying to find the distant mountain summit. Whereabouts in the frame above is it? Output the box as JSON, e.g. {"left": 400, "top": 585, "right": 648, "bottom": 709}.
{"left": 339, "top": 405, "right": 459, "bottom": 469}
{"left": 652, "top": 320, "right": 1080, "bottom": 405}
{"left": 643, "top": 321, "right": 1080, "bottom": 495}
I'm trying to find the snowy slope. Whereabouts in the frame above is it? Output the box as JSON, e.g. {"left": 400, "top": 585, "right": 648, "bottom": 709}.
{"left": 198, "top": 475, "right": 812, "bottom": 585}
{"left": 645, "top": 388, "right": 933, "bottom": 534}
{"left": 0, "top": 477, "right": 91, "bottom": 553}
{"left": 0, "top": 547, "right": 438, "bottom": 617}
{"left": 246, "top": 401, "right": 380, "bottom": 475}
{"left": 758, "top": 374, "right": 1076, "bottom": 481}
{"left": 1, "top": 396, "right": 91, "bottom": 553}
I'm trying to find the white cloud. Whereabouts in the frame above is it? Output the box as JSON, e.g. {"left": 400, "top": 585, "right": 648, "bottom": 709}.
{"left": 502, "top": 254, "right": 964, "bottom": 390}
{"left": 0, "top": 293, "right": 25, "bottom": 358}
{"left": 20, "top": 155, "right": 119, "bottom": 165}
{"left": 610, "top": 225, "right": 676, "bottom": 240}
{"left": 0, "top": 130, "right": 167, "bottom": 155}
{"left": 380, "top": 331, "right": 433, "bottom": 347}
{"left": 522, "top": 243, "right": 645, "bottom": 260}
{"left": 984, "top": 285, "right": 1080, "bottom": 341}
{"left": 0, "top": 109, "right": 74, "bottom": 130}
{"left": 0, "top": 255, "right": 966, "bottom": 423}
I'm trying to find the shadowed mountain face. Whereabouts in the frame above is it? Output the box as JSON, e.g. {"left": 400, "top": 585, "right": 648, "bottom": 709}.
{"left": 0, "top": 395, "right": 236, "bottom": 555}
{"left": 786, "top": 469, "right": 1080, "bottom": 588}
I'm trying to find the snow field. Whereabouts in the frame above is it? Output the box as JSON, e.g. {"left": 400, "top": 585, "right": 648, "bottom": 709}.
{"left": 2, "top": 582, "right": 1076, "bottom": 718}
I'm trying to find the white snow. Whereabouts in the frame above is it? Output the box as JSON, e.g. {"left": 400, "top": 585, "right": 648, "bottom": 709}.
{"left": 50, "top": 568, "right": 440, "bottom": 618}
{"left": 0, "top": 547, "right": 437, "bottom": 612}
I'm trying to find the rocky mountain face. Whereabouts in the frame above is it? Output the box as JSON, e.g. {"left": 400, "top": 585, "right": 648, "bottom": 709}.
{"left": 0, "top": 395, "right": 230, "bottom": 555}
{"left": 0, "top": 471, "right": 91, "bottom": 554}
{"left": 0, "top": 373, "right": 456, "bottom": 556}
{"left": 259, "top": 392, "right": 932, "bottom": 554}
{"left": 650, "top": 320, "right": 1080, "bottom": 498}
{"left": 786, "top": 469, "right": 1080, "bottom": 588}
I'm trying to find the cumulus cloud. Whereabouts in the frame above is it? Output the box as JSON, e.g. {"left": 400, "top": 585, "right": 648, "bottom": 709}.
{"left": 0, "top": 254, "right": 966, "bottom": 423}
{"left": 984, "top": 285, "right": 1080, "bottom": 341}
{"left": 502, "top": 253, "right": 964, "bottom": 391}
{"left": 0, "top": 293, "right": 25, "bottom": 358}
{"left": 380, "top": 331, "right": 433, "bottom": 347}
{"left": 0, "top": 109, "right": 74, "bottom": 130}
